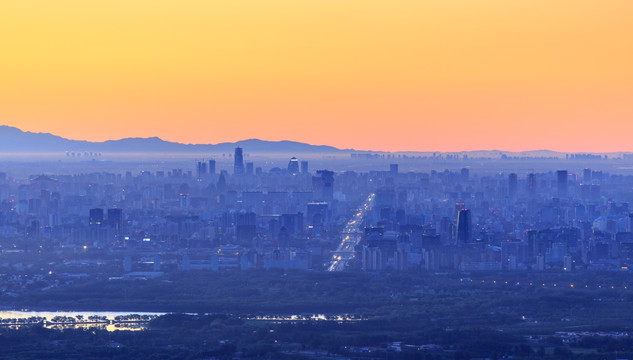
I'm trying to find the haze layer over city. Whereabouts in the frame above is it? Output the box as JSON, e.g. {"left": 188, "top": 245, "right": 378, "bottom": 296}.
{"left": 2, "top": 128, "right": 633, "bottom": 358}
{"left": 3, "top": 0, "right": 633, "bottom": 359}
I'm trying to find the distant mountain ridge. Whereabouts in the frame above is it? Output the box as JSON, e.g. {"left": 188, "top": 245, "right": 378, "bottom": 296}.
{"left": 0, "top": 126, "right": 347, "bottom": 154}
{"left": 0, "top": 125, "right": 623, "bottom": 156}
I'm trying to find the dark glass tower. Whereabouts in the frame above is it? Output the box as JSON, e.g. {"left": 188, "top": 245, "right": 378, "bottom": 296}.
{"left": 234, "top": 147, "right": 244, "bottom": 175}
{"left": 528, "top": 173, "right": 536, "bottom": 197}
{"left": 456, "top": 209, "right": 472, "bottom": 243}
{"left": 89, "top": 208, "right": 104, "bottom": 225}
{"left": 313, "top": 170, "right": 334, "bottom": 202}
{"left": 288, "top": 157, "right": 300, "bottom": 175}
{"left": 508, "top": 173, "right": 518, "bottom": 201}
{"left": 107, "top": 208, "right": 123, "bottom": 236}
{"left": 557, "top": 170, "right": 568, "bottom": 198}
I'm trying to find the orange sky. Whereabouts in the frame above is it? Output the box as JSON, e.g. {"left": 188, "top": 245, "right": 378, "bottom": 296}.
{"left": 1, "top": 0, "right": 632, "bottom": 152}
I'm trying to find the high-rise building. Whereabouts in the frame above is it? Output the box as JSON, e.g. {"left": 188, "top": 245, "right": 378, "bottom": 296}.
{"left": 208, "top": 159, "right": 216, "bottom": 175}
{"left": 461, "top": 168, "right": 469, "bottom": 182}
{"left": 307, "top": 202, "right": 329, "bottom": 227}
{"left": 508, "top": 173, "right": 518, "bottom": 201}
{"left": 281, "top": 213, "right": 303, "bottom": 235}
{"left": 89, "top": 208, "right": 104, "bottom": 225}
{"left": 288, "top": 157, "right": 300, "bottom": 175}
{"left": 456, "top": 209, "right": 472, "bottom": 243}
{"left": 107, "top": 208, "right": 123, "bottom": 235}
{"left": 300, "top": 161, "right": 309, "bottom": 174}
{"left": 236, "top": 212, "right": 257, "bottom": 244}
{"left": 246, "top": 162, "right": 254, "bottom": 175}
{"left": 313, "top": 170, "right": 334, "bottom": 202}
{"left": 234, "top": 147, "right": 244, "bottom": 175}
{"left": 528, "top": 173, "right": 536, "bottom": 197}
{"left": 583, "top": 168, "right": 591, "bottom": 183}
{"left": 390, "top": 164, "right": 398, "bottom": 174}
{"left": 197, "top": 161, "right": 207, "bottom": 178}
{"left": 217, "top": 173, "right": 227, "bottom": 191}
{"left": 592, "top": 170, "right": 603, "bottom": 183}
{"left": 557, "top": 170, "right": 568, "bottom": 198}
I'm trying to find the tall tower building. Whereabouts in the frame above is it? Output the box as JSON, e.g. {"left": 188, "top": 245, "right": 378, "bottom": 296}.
{"left": 456, "top": 209, "right": 472, "bottom": 243}
{"left": 557, "top": 170, "right": 568, "bottom": 198}
{"left": 208, "top": 159, "right": 216, "bottom": 175}
{"left": 89, "top": 208, "right": 104, "bottom": 225}
{"left": 234, "top": 147, "right": 244, "bottom": 175}
{"left": 508, "top": 173, "right": 518, "bottom": 201}
{"left": 460, "top": 168, "right": 469, "bottom": 182}
{"left": 583, "top": 168, "right": 591, "bottom": 183}
{"left": 107, "top": 208, "right": 123, "bottom": 236}
{"left": 196, "top": 161, "right": 207, "bottom": 178}
{"left": 288, "top": 157, "right": 300, "bottom": 175}
{"left": 528, "top": 173, "right": 536, "bottom": 197}
{"left": 313, "top": 170, "right": 334, "bottom": 202}
{"left": 592, "top": 170, "right": 602, "bottom": 183}
{"left": 300, "top": 161, "right": 309, "bottom": 174}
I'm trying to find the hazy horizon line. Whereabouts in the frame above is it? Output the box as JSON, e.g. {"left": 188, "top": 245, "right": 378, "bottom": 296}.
{"left": 3, "top": 124, "right": 633, "bottom": 155}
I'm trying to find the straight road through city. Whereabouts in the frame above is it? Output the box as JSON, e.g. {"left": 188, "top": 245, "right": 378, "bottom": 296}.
{"left": 327, "top": 193, "right": 375, "bottom": 272}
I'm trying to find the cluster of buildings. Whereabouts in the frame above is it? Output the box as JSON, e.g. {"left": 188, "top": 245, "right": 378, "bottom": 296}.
{"left": 355, "top": 166, "right": 633, "bottom": 272}
{"left": 2, "top": 149, "right": 633, "bottom": 276}
{"left": 0, "top": 148, "right": 369, "bottom": 274}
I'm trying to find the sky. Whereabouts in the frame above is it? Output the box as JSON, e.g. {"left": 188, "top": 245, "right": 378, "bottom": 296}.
{"left": 1, "top": 0, "right": 632, "bottom": 152}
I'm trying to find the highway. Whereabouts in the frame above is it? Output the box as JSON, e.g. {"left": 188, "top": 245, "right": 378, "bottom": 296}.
{"left": 327, "top": 193, "right": 375, "bottom": 272}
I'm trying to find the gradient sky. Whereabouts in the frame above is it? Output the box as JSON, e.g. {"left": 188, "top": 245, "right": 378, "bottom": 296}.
{"left": 1, "top": 0, "right": 632, "bottom": 152}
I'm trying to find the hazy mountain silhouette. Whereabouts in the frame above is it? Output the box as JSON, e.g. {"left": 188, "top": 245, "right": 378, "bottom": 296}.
{"left": 0, "top": 125, "right": 611, "bottom": 157}
{"left": 0, "top": 125, "right": 347, "bottom": 154}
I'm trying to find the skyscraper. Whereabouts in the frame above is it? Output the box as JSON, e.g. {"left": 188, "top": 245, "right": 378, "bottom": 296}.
{"left": 300, "top": 161, "right": 309, "bottom": 174}
{"left": 592, "top": 170, "right": 602, "bottom": 183}
{"left": 107, "top": 208, "right": 123, "bottom": 236}
{"left": 583, "top": 168, "right": 591, "bottom": 183}
{"left": 89, "top": 208, "right": 104, "bottom": 225}
{"left": 456, "top": 209, "right": 472, "bottom": 243}
{"left": 557, "top": 170, "right": 568, "bottom": 198}
{"left": 528, "top": 173, "right": 536, "bottom": 197}
{"left": 234, "top": 147, "right": 244, "bottom": 175}
{"left": 196, "top": 161, "right": 207, "bottom": 178}
{"left": 313, "top": 170, "right": 334, "bottom": 202}
{"left": 288, "top": 157, "right": 300, "bottom": 175}
{"left": 208, "top": 159, "right": 216, "bottom": 175}
{"left": 236, "top": 212, "right": 257, "bottom": 244}
{"left": 508, "top": 173, "right": 518, "bottom": 201}
{"left": 461, "top": 168, "right": 469, "bottom": 182}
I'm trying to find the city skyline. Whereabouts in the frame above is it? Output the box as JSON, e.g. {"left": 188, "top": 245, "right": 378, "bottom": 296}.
{"left": 4, "top": 1, "right": 633, "bottom": 357}
{"left": 2, "top": 0, "right": 633, "bottom": 152}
